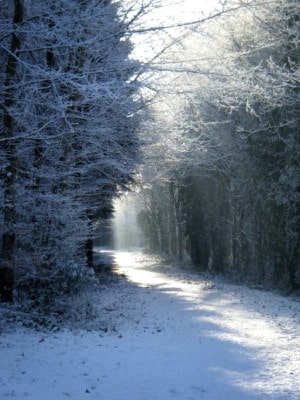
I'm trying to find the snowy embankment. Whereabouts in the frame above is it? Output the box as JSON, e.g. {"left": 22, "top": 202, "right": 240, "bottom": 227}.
{"left": 0, "top": 250, "right": 299, "bottom": 400}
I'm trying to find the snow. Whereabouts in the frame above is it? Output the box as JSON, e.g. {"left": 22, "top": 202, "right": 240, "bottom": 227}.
{"left": 1, "top": 250, "right": 299, "bottom": 400}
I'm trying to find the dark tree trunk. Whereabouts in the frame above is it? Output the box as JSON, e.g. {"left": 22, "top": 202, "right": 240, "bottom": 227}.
{"left": 0, "top": 263, "right": 14, "bottom": 302}
{"left": 0, "top": 0, "right": 23, "bottom": 302}
{"left": 85, "top": 238, "right": 94, "bottom": 268}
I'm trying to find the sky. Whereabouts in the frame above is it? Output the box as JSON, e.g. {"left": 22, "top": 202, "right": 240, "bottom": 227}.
{"left": 147, "top": 0, "right": 221, "bottom": 23}
{"left": 129, "top": 0, "right": 222, "bottom": 61}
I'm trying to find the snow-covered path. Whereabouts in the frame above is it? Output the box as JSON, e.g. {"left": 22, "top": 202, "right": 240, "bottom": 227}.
{"left": 1, "top": 250, "right": 299, "bottom": 400}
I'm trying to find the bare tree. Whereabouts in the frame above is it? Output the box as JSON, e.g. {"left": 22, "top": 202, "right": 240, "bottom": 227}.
{"left": 134, "top": 0, "right": 300, "bottom": 289}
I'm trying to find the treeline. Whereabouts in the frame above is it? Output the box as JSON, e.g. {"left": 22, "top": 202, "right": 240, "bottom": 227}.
{"left": 137, "top": 0, "right": 300, "bottom": 290}
{"left": 0, "top": 0, "right": 143, "bottom": 309}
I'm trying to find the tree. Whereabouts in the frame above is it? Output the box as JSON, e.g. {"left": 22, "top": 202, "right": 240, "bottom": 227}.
{"left": 0, "top": 0, "right": 143, "bottom": 308}
{"left": 134, "top": 0, "right": 300, "bottom": 289}
{"left": 0, "top": 0, "right": 24, "bottom": 301}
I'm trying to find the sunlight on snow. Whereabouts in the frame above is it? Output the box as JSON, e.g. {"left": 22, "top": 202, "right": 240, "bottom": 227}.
{"left": 114, "top": 250, "right": 300, "bottom": 397}
{"left": 114, "top": 251, "right": 167, "bottom": 287}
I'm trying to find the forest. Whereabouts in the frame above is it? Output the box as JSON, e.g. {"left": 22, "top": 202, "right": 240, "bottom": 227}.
{"left": 0, "top": 0, "right": 299, "bottom": 315}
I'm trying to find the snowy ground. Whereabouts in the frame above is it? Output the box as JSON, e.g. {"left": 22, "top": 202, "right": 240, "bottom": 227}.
{"left": 0, "top": 249, "right": 299, "bottom": 400}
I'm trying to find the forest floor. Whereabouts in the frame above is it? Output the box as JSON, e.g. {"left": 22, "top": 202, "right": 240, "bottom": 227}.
{"left": 0, "top": 249, "right": 300, "bottom": 400}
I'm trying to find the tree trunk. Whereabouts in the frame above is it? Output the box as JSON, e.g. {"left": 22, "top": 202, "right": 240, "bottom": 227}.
{"left": 0, "top": 0, "right": 23, "bottom": 302}
{"left": 85, "top": 238, "right": 94, "bottom": 268}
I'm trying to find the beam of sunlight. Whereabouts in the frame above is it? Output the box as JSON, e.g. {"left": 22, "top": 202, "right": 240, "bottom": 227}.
{"left": 112, "top": 195, "right": 143, "bottom": 251}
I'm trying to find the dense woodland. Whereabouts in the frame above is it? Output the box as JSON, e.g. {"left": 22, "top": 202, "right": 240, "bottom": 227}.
{"left": 0, "top": 0, "right": 144, "bottom": 309}
{"left": 0, "top": 0, "right": 299, "bottom": 314}
{"left": 136, "top": 0, "right": 300, "bottom": 290}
